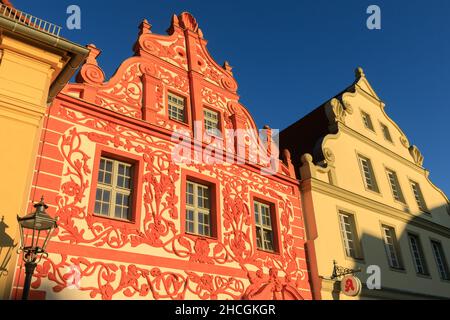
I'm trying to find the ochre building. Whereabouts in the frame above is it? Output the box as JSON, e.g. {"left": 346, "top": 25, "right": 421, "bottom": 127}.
{"left": 0, "top": 1, "right": 88, "bottom": 299}
{"left": 281, "top": 68, "right": 450, "bottom": 300}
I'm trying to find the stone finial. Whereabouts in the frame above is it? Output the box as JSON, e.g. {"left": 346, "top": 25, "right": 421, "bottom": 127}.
{"left": 301, "top": 154, "right": 313, "bottom": 165}
{"left": 283, "top": 149, "right": 292, "bottom": 162}
{"left": 355, "top": 67, "right": 365, "bottom": 79}
{"left": 86, "top": 44, "right": 101, "bottom": 66}
{"left": 171, "top": 14, "right": 180, "bottom": 27}
{"left": 223, "top": 61, "right": 233, "bottom": 75}
{"left": 76, "top": 44, "right": 105, "bottom": 85}
{"left": 179, "top": 12, "right": 199, "bottom": 33}
{"left": 139, "top": 19, "right": 152, "bottom": 35}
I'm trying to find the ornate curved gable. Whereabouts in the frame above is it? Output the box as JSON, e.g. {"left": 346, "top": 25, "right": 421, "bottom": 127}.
{"left": 64, "top": 12, "right": 238, "bottom": 124}
{"left": 61, "top": 12, "right": 292, "bottom": 177}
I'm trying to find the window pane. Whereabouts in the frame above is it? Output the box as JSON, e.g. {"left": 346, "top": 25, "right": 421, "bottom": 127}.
{"left": 387, "top": 170, "right": 404, "bottom": 202}
{"left": 106, "top": 160, "right": 113, "bottom": 173}
{"left": 254, "top": 201, "right": 275, "bottom": 251}
{"left": 362, "top": 112, "right": 374, "bottom": 131}
{"left": 263, "top": 229, "right": 274, "bottom": 251}
{"left": 94, "top": 202, "right": 101, "bottom": 215}
{"left": 408, "top": 234, "right": 427, "bottom": 275}
{"left": 104, "top": 190, "right": 111, "bottom": 203}
{"left": 383, "top": 226, "right": 401, "bottom": 269}
{"left": 256, "top": 226, "right": 263, "bottom": 249}
{"left": 104, "top": 173, "right": 112, "bottom": 185}
{"left": 359, "top": 156, "right": 378, "bottom": 192}
{"left": 185, "top": 181, "right": 212, "bottom": 237}
{"left": 95, "top": 158, "right": 133, "bottom": 221}
{"left": 339, "top": 213, "right": 360, "bottom": 259}
{"left": 204, "top": 109, "right": 220, "bottom": 135}
{"left": 432, "top": 241, "right": 449, "bottom": 280}
{"left": 382, "top": 124, "right": 393, "bottom": 142}
{"left": 101, "top": 202, "right": 109, "bottom": 216}
{"left": 168, "top": 93, "right": 186, "bottom": 122}
{"left": 411, "top": 182, "right": 427, "bottom": 212}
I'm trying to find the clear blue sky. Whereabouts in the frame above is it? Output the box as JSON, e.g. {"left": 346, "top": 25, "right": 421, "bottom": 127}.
{"left": 13, "top": 0, "right": 450, "bottom": 196}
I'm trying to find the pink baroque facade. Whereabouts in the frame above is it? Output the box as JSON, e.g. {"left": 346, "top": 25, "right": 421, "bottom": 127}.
{"left": 11, "top": 13, "right": 314, "bottom": 300}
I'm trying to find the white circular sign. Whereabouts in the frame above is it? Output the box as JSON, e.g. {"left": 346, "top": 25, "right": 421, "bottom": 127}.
{"left": 340, "top": 275, "right": 362, "bottom": 297}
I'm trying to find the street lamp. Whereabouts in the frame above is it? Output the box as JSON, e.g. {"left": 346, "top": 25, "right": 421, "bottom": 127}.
{"left": 17, "top": 197, "right": 57, "bottom": 300}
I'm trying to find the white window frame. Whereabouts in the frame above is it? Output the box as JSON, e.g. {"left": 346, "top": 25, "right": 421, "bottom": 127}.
{"left": 431, "top": 240, "right": 450, "bottom": 280}
{"left": 408, "top": 233, "right": 428, "bottom": 275}
{"left": 386, "top": 169, "right": 405, "bottom": 203}
{"left": 95, "top": 157, "right": 133, "bottom": 221}
{"left": 168, "top": 92, "right": 186, "bottom": 123}
{"left": 381, "top": 123, "right": 393, "bottom": 143}
{"left": 254, "top": 201, "right": 276, "bottom": 252}
{"left": 185, "top": 181, "right": 212, "bottom": 237}
{"left": 338, "top": 212, "right": 362, "bottom": 259}
{"left": 382, "top": 225, "right": 402, "bottom": 269}
{"left": 361, "top": 110, "right": 375, "bottom": 131}
{"left": 203, "top": 108, "right": 221, "bottom": 136}
{"left": 410, "top": 180, "right": 428, "bottom": 213}
{"left": 358, "top": 155, "right": 379, "bottom": 192}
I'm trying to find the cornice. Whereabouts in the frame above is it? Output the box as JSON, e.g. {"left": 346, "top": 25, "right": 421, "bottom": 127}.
{"left": 303, "top": 178, "right": 450, "bottom": 238}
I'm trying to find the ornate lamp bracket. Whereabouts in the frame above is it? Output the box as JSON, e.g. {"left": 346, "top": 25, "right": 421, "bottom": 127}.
{"left": 330, "top": 260, "right": 361, "bottom": 280}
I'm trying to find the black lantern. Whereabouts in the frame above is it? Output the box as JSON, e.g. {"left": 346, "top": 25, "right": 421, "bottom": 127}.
{"left": 17, "top": 197, "right": 57, "bottom": 300}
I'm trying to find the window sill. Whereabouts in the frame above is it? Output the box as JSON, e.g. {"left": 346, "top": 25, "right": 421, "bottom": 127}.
{"left": 389, "top": 267, "right": 407, "bottom": 274}
{"left": 344, "top": 256, "right": 366, "bottom": 265}
{"left": 204, "top": 131, "right": 224, "bottom": 141}
{"left": 257, "top": 248, "right": 281, "bottom": 257}
{"left": 416, "top": 273, "right": 432, "bottom": 280}
{"left": 169, "top": 117, "right": 190, "bottom": 128}
{"left": 363, "top": 187, "right": 382, "bottom": 197}
{"left": 93, "top": 213, "right": 135, "bottom": 225}
{"left": 185, "top": 232, "right": 218, "bottom": 242}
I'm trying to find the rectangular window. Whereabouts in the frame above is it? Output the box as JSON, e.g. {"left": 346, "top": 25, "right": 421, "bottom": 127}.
{"left": 358, "top": 155, "right": 379, "bottom": 192}
{"left": 95, "top": 157, "right": 133, "bottom": 221}
{"left": 431, "top": 241, "right": 450, "bottom": 280}
{"left": 168, "top": 93, "right": 186, "bottom": 123}
{"left": 382, "top": 225, "right": 403, "bottom": 269}
{"left": 254, "top": 201, "right": 275, "bottom": 252}
{"left": 386, "top": 169, "right": 405, "bottom": 203}
{"left": 381, "top": 123, "right": 393, "bottom": 143}
{"left": 361, "top": 111, "right": 374, "bottom": 131}
{"left": 186, "top": 181, "right": 212, "bottom": 237}
{"left": 408, "top": 233, "right": 429, "bottom": 275}
{"left": 410, "top": 181, "right": 428, "bottom": 212}
{"left": 338, "top": 212, "right": 362, "bottom": 259}
{"left": 204, "top": 108, "right": 221, "bottom": 136}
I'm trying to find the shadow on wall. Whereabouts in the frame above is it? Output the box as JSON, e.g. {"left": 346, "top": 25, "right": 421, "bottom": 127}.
{"left": 344, "top": 203, "right": 450, "bottom": 300}
{"left": 0, "top": 216, "right": 17, "bottom": 279}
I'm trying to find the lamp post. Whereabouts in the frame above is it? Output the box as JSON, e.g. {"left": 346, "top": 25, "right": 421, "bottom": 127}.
{"left": 17, "top": 197, "right": 57, "bottom": 300}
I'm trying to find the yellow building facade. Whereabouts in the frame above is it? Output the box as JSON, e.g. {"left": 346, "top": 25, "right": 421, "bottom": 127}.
{"left": 281, "top": 68, "right": 450, "bottom": 300}
{"left": 0, "top": 2, "right": 88, "bottom": 299}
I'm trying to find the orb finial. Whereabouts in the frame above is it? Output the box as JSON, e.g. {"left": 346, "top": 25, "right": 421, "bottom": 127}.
{"left": 355, "top": 67, "right": 365, "bottom": 79}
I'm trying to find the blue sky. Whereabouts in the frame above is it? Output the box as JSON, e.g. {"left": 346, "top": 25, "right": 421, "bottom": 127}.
{"left": 13, "top": 0, "right": 450, "bottom": 196}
